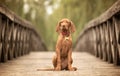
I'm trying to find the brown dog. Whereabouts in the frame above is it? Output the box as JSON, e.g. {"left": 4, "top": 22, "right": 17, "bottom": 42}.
{"left": 52, "top": 18, "right": 77, "bottom": 71}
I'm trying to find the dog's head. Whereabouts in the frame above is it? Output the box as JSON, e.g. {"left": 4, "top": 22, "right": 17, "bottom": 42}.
{"left": 56, "top": 18, "right": 76, "bottom": 35}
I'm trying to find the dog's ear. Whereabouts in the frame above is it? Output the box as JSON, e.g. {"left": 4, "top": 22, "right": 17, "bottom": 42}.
{"left": 70, "top": 21, "right": 76, "bottom": 33}
{"left": 56, "top": 21, "right": 61, "bottom": 33}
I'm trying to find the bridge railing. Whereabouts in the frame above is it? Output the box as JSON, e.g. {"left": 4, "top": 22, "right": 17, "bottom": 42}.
{"left": 0, "top": 5, "right": 47, "bottom": 62}
{"left": 74, "top": 0, "right": 120, "bottom": 65}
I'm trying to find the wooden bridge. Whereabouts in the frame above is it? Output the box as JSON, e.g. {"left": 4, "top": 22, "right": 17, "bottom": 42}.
{"left": 1, "top": 0, "right": 120, "bottom": 76}
{"left": 74, "top": 0, "right": 120, "bottom": 66}
{"left": 1, "top": 52, "right": 120, "bottom": 76}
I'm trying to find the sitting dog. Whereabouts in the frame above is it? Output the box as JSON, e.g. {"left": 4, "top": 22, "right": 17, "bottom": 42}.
{"left": 52, "top": 18, "right": 77, "bottom": 71}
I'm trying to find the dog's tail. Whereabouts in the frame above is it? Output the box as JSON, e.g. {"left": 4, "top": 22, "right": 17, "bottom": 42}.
{"left": 37, "top": 67, "right": 77, "bottom": 71}
{"left": 37, "top": 68, "right": 55, "bottom": 71}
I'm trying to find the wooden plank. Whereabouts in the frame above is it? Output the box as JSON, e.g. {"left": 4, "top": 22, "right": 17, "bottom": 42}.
{"left": 0, "top": 52, "right": 120, "bottom": 76}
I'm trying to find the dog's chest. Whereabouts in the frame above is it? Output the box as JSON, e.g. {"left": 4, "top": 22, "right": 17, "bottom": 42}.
{"left": 60, "top": 37, "right": 71, "bottom": 57}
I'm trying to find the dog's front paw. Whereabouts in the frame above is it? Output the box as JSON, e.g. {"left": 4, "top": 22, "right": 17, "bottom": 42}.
{"left": 68, "top": 67, "right": 77, "bottom": 71}
{"left": 55, "top": 66, "right": 61, "bottom": 71}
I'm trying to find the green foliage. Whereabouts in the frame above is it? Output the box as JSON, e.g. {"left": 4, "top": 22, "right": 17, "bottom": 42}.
{"left": 0, "top": 0, "right": 48, "bottom": 49}
{"left": 0, "top": 0, "right": 117, "bottom": 51}
{"left": 46, "top": 0, "right": 117, "bottom": 50}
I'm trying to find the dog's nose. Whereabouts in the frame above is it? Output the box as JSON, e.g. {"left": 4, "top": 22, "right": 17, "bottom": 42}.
{"left": 63, "top": 25, "right": 65, "bottom": 27}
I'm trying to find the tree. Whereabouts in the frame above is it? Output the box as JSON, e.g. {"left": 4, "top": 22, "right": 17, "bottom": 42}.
{"left": 0, "top": 0, "right": 117, "bottom": 50}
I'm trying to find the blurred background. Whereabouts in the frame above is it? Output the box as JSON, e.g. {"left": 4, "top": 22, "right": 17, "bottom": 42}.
{"left": 0, "top": 0, "right": 117, "bottom": 51}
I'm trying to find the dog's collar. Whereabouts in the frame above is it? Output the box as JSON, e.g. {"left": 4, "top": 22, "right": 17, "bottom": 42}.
{"left": 65, "top": 37, "right": 69, "bottom": 40}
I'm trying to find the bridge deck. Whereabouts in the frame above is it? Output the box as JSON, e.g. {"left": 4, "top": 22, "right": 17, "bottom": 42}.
{"left": 0, "top": 52, "right": 120, "bottom": 76}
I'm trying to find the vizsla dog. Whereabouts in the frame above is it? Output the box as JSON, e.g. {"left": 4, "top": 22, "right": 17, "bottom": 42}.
{"left": 52, "top": 18, "right": 77, "bottom": 71}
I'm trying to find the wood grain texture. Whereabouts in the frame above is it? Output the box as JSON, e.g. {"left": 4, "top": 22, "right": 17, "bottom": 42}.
{"left": 0, "top": 52, "right": 120, "bottom": 76}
